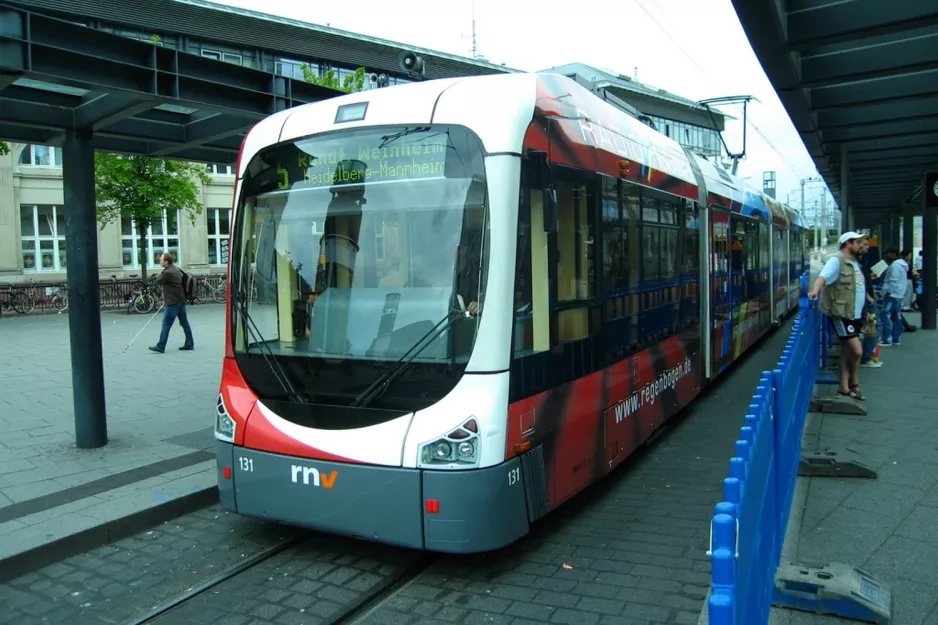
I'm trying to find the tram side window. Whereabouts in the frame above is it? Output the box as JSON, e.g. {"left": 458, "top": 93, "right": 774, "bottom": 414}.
{"left": 683, "top": 202, "right": 700, "bottom": 322}
{"left": 512, "top": 184, "right": 550, "bottom": 357}
{"left": 601, "top": 176, "right": 623, "bottom": 293}
{"left": 729, "top": 219, "right": 746, "bottom": 301}
{"left": 556, "top": 181, "right": 595, "bottom": 302}
{"left": 555, "top": 179, "right": 599, "bottom": 343}
{"left": 659, "top": 198, "right": 679, "bottom": 281}
{"left": 623, "top": 186, "right": 641, "bottom": 286}
{"left": 642, "top": 196, "right": 660, "bottom": 283}
{"left": 684, "top": 202, "right": 699, "bottom": 274}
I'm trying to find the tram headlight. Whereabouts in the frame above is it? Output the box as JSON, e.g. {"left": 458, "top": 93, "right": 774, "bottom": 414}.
{"left": 432, "top": 441, "right": 452, "bottom": 459}
{"left": 418, "top": 417, "right": 480, "bottom": 469}
{"left": 215, "top": 394, "right": 236, "bottom": 443}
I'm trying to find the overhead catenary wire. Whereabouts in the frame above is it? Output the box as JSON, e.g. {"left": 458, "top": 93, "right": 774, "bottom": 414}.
{"left": 631, "top": 0, "right": 817, "bottom": 183}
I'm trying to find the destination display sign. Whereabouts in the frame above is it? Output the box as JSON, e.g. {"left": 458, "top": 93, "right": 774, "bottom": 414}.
{"left": 275, "top": 135, "right": 448, "bottom": 191}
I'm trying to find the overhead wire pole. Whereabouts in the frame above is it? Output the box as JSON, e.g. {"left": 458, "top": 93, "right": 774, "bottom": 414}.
{"left": 632, "top": 0, "right": 818, "bottom": 185}
{"left": 800, "top": 177, "right": 825, "bottom": 252}
{"left": 821, "top": 193, "right": 827, "bottom": 250}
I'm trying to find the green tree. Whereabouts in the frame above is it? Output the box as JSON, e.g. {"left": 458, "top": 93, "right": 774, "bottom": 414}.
{"left": 300, "top": 64, "right": 367, "bottom": 93}
{"left": 0, "top": 142, "right": 9, "bottom": 156}
{"left": 94, "top": 153, "right": 211, "bottom": 280}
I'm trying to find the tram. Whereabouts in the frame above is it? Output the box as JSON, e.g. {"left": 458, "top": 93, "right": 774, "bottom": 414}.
{"left": 214, "top": 72, "right": 808, "bottom": 553}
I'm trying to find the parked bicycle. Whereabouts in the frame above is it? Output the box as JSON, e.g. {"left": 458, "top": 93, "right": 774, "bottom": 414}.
{"left": 129, "top": 275, "right": 162, "bottom": 314}
{"left": 23, "top": 284, "right": 68, "bottom": 313}
{"left": 0, "top": 286, "right": 34, "bottom": 315}
{"left": 212, "top": 276, "right": 257, "bottom": 304}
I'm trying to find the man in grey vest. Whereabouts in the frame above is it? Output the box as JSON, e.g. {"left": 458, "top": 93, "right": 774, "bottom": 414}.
{"left": 807, "top": 232, "right": 872, "bottom": 401}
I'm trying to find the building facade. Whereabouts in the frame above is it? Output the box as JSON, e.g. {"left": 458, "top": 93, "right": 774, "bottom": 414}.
{"left": 0, "top": 144, "right": 235, "bottom": 282}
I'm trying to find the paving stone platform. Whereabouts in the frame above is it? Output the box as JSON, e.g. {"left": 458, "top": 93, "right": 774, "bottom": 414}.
{"left": 0, "top": 307, "right": 800, "bottom": 624}
{"left": 770, "top": 310, "right": 938, "bottom": 625}
{"left": 0, "top": 304, "right": 225, "bottom": 573}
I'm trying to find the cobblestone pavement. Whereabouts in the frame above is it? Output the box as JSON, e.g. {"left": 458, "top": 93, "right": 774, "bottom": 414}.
{"left": 0, "top": 315, "right": 795, "bottom": 625}
{"left": 0, "top": 304, "right": 225, "bottom": 507}
{"left": 0, "top": 507, "right": 288, "bottom": 625}
{"left": 0, "top": 504, "right": 425, "bottom": 625}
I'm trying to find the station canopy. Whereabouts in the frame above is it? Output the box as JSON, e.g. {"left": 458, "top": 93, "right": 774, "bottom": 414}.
{"left": 731, "top": 0, "right": 938, "bottom": 220}
{"left": 0, "top": 1, "right": 341, "bottom": 163}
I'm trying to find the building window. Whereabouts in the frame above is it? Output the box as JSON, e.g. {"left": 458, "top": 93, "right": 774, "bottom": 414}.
{"left": 18, "top": 145, "right": 63, "bottom": 167}
{"left": 207, "top": 209, "right": 230, "bottom": 265}
{"left": 20, "top": 205, "right": 67, "bottom": 272}
{"left": 201, "top": 49, "right": 243, "bottom": 65}
{"left": 276, "top": 58, "right": 318, "bottom": 80}
{"left": 207, "top": 163, "right": 234, "bottom": 175}
{"left": 121, "top": 210, "right": 180, "bottom": 268}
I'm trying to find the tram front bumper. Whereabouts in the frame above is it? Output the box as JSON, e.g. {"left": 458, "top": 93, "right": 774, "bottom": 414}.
{"left": 214, "top": 441, "right": 531, "bottom": 553}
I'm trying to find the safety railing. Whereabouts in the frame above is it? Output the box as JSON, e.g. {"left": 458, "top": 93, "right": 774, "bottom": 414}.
{"left": 0, "top": 274, "right": 227, "bottom": 316}
{"left": 707, "top": 272, "right": 824, "bottom": 625}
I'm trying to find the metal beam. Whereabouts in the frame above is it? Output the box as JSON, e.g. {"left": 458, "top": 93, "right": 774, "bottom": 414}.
{"left": 92, "top": 136, "right": 239, "bottom": 163}
{"left": 74, "top": 94, "right": 155, "bottom": 130}
{"left": 823, "top": 117, "right": 938, "bottom": 143}
{"left": 61, "top": 128, "right": 108, "bottom": 449}
{"left": 852, "top": 171, "right": 922, "bottom": 182}
{"left": 845, "top": 147, "right": 938, "bottom": 163}
{"left": 809, "top": 69, "right": 938, "bottom": 111}
{"left": 0, "top": 122, "right": 60, "bottom": 144}
{"left": 149, "top": 114, "right": 253, "bottom": 157}
{"left": 0, "top": 1, "right": 341, "bottom": 160}
{"left": 851, "top": 158, "right": 938, "bottom": 171}
{"left": 837, "top": 131, "right": 938, "bottom": 153}
{"left": 800, "top": 33, "right": 938, "bottom": 89}
{"left": 786, "top": 1, "right": 938, "bottom": 48}
{"left": 817, "top": 96, "right": 938, "bottom": 129}
{"left": 0, "top": 98, "right": 73, "bottom": 129}
{"left": 852, "top": 185, "right": 921, "bottom": 193}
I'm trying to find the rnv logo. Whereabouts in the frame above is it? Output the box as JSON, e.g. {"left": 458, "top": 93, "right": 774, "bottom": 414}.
{"left": 291, "top": 465, "right": 338, "bottom": 488}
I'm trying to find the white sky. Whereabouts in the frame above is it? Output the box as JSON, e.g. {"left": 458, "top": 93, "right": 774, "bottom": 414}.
{"left": 219, "top": 0, "right": 838, "bottom": 225}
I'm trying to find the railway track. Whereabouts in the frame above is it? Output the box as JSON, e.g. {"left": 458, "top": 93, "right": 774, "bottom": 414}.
{"left": 123, "top": 533, "right": 438, "bottom": 625}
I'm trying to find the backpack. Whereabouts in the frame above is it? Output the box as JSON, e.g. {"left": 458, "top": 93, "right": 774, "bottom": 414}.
{"left": 180, "top": 270, "right": 197, "bottom": 303}
{"left": 292, "top": 300, "right": 309, "bottom": 338}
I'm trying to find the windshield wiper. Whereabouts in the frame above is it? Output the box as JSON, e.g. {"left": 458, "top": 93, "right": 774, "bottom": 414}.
{"left": 350, "top": 309, "right": 470, "bottom": 409}
{"left": 378, "top": 126, "right": 431, "bottom": 149}
{"left": 233, "top": 283, "right": 310, "bottom": 405}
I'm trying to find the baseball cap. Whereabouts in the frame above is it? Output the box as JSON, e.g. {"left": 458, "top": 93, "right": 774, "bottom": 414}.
{"left": 838, "top": 231, "right": 864, "bottom": 246}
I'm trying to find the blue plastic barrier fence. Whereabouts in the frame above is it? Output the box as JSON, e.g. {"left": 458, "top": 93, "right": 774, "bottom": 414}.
{"left": 707, "top": 273, "right": 824, "bottom": 625}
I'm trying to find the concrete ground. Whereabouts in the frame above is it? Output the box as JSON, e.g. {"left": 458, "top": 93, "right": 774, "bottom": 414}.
{"left": 0, "top": 304, "right": 224, "bottom": 565}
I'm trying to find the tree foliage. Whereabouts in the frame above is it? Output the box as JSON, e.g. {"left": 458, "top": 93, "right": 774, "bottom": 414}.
{"left": 0, "top": 141, "right": 9, "bottom": 156}
{"left": 300, "top": 64, "right": 367, "bottom": 93}
{"left": 94, "top": 153, "right": 211, "bottom": 279}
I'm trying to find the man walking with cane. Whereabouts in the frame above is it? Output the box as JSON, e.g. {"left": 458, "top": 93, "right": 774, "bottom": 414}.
{"left": 149, "top": 252, "right": 194, "bottom": 353}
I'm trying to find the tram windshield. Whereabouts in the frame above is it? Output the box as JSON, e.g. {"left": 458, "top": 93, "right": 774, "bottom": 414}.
{"left": 230, "top": 125, "right": 489, "bottom": 379}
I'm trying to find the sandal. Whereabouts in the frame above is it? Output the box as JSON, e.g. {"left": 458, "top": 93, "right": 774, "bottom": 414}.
{"left": 850, "top": 384, "right": 867, "bottom": 401}
{"left": 837, "top": 389, "right": 866, "bottom": 402}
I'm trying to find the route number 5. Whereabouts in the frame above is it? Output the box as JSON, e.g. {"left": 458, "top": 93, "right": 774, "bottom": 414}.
{"left": 508, "top": 466, "right": 521, "bottom": 486}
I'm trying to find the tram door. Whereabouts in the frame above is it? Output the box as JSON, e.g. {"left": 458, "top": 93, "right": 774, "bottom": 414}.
{"left": 728, "top": 215, "right": 760, "bottom": 358}
{"left": 758, "top": 222, "right": 770, "bottom": 329}
{"left": 710, "top": 208, "right": 731, "bottom": 374}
